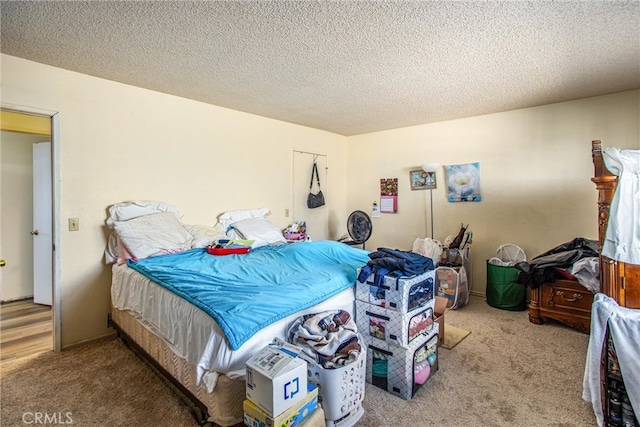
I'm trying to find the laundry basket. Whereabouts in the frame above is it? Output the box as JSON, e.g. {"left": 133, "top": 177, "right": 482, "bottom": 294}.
{"left": 486, "top": 244, "right": 527, "bottom": 311}
{"left": 435, "top": 265, "right": 469, "bottom": 310}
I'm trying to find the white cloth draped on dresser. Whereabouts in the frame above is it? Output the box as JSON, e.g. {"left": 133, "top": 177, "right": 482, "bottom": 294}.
{"left": 601, "top": 147, "right": 640, "bottom": 265}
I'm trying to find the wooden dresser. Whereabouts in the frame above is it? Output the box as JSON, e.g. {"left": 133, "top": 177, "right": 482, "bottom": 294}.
{"left": 529, "top": 277, "right": 594, "bottom": 333}
{"left": 591, "top": 140, "right": 640, "bottom": 309}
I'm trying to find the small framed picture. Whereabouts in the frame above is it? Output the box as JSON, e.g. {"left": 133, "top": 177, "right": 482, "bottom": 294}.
{"left": 410, "top": 170, "right": 436, "bottom": 190}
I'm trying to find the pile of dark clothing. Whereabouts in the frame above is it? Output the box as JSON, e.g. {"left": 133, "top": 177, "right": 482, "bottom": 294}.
{"left": 357, "top": 247, "right": 435, "bottom": 285}
{"left": 515, "top": 237, "right": 599, "bottom": 289}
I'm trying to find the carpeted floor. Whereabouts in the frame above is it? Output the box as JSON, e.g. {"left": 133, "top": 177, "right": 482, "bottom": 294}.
{"left": 0, "top": 337, "right": 197, "bottom": 427}
{"left": 0, "top": 295, "right": 597, "bottom": 427}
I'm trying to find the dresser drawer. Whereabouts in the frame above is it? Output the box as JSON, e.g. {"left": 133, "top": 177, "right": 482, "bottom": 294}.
{"left": 540, "top": 279, "right": 594, "bottom": 313}
{"left": 529, "top": 279, "right": 594, "bottom": 333}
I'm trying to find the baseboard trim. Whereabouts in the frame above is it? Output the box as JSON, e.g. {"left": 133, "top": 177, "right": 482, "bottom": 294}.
{"left": 61, "top": 331, "right": 117, "bottom": 351}
{"left": 0, "top": 296, "right": 35, "bottom": 304}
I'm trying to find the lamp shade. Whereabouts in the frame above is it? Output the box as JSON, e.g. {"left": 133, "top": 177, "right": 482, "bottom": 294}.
{"left": 422, "top": 163, "right": 439, "bottom": 173}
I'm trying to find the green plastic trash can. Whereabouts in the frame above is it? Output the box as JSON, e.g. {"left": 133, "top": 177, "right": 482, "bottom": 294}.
{"left": 486, "top": 260, "right": 527, "bottom": 311}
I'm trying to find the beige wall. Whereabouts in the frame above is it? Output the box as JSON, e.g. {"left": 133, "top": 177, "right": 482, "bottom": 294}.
{"left": 1, "top": 54, "right": 349, "bottom": 347}
{"left": 347, "top": 90, "right": 639, "bottom": 295}
{"left": 2, "top": 53, "right": 638, "bottom": 347}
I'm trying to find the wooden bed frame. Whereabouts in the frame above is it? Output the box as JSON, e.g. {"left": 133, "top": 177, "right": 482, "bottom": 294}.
{"left": 591, "top": 140, "right": 640, "bottom": 309}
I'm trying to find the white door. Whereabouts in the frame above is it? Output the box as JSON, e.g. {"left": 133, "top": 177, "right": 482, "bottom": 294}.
{"left": 0, "top": 141, "right": 3, "bottom": 295}
{"left": 33, "top": 142, "right": 52, "bottom": 305}
{"left": 0, "top": 131, "right": 44, "bottom": 302}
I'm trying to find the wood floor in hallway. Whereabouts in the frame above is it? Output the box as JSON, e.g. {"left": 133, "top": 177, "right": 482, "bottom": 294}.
{"left": 0, "top": 298, "right": 52, "bottom": 363}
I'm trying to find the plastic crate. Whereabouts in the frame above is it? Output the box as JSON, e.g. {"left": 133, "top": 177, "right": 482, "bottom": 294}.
{"left": 356, "top": 269, "right": 435, "bottom": 312}
{"left": 355, "top": 298, "right": 435, "bottom": 347}
{"left": 365, "top": 325, "right": 439, "bottom": 400}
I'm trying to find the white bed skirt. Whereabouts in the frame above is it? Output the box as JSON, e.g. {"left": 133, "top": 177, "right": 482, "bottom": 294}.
{"left": 111, "top": 263, "right": 356, "bottom": 391}
{"left": 111, "top": 307, "right": 246, "bottom": 426}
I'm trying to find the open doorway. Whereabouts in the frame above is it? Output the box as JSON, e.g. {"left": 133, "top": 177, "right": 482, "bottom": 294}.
{"left": 0, "top": 109, "right": 55, "bottom": 360}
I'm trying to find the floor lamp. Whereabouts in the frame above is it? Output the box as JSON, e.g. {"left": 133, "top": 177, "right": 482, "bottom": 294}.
{"left": 421, "top": 163, "right": 439, "bottom": 239}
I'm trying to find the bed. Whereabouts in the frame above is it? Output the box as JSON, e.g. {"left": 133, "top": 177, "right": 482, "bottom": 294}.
{"left": 104, "top": 202, "right": 370, "bottom": 426}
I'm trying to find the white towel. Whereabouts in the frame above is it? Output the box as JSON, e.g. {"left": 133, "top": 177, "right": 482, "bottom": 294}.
{"left": 583, "top": 293, "right": 640, "bottom": 426}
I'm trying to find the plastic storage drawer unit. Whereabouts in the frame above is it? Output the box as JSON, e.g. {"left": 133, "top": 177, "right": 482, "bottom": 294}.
{"left": 356, "top": 269, "right": 435, "bottom": 312}
{"left": 356, "top": 298, "right": 435, "bottom": 348}
{"left": 365, "top": 325, "right": 439, "bottom": 400}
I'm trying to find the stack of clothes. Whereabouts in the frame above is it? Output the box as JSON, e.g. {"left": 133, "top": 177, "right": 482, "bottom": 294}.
{"left": 357, "top": 247, "right": 435, "bottom": 286}
{"left": 515, "top": 237, "right": 599, "bottom": 290}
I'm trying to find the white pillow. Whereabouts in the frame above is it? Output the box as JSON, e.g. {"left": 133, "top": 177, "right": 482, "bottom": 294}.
{"left": 185, "top": 224, "right": 225, "bottom": 248}
{"left": 113, "top": 212, "right": 192, "bottom": 259}
{"left": 104, "top": 232, "right": 119, "bottom": 264}
{"left": 106, "top": 200, "right": 183, "bottom": 228}
{"left": 103, "top": 232, "right": 136, "bottom": 265}
{"left": 214, "top": 208, "right": 271, "bottom": 233}
{"left": 229, "top": 217, "right": 286, "bottom": 248}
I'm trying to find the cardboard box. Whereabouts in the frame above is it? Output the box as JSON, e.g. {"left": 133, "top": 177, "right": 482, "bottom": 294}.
{"left": 364, "top": 325, "right": 439, "bottom": 400}
{"left": 356, "top": 298, "right": 435, "bottom": 347}
{"left": 433, "top": 296, "right": 447, "bottom": 345}
{"left": 356, "top": 269, "right": 435, "bottom": 313}
{"left": 246, "top": 344, "right": 308, "bottom": 417}
{"left": 243, "top": 383, "right": 318, "bottom": 427}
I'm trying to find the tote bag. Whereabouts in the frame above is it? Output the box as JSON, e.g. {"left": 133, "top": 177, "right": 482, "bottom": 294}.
{"left": 307, "top": 162, "right": 325, "bottom": 208}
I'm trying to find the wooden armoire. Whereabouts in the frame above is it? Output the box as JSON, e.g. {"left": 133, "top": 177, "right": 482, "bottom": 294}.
{"left": 591, "top": 140, "right": 640, "bottom": 308}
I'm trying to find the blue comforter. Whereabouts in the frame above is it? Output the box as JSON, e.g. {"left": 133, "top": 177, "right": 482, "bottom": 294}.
{"left": 127, "top": 240, "right": 369, "bottom": 350}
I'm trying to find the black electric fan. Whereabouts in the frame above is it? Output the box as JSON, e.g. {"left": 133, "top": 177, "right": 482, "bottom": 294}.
{"left": 345, "top": 210, "right": 373, "bottom": 250}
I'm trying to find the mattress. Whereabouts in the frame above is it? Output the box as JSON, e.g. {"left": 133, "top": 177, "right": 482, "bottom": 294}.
{"left": 111, "top": 263, "right": 356, "bottom": 392}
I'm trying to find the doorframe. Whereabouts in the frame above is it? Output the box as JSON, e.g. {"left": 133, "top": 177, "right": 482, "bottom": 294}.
{"left": 2, "top": 102, "right": 61, "bottom": 352}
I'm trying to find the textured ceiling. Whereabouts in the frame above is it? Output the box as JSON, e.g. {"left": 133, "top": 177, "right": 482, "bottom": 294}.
{"left": 1, "top": 1, "right": 639, "bottom": 136}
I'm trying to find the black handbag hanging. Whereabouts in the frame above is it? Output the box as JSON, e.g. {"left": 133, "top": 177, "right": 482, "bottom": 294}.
{"left": 307, "top": 162, "right": 325, "bottom": 209}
